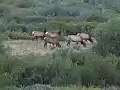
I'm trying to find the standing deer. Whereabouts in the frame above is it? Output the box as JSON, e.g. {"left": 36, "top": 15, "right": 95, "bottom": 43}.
{"left": 32, "top": 30, "right": 46, "bottom": 41}
{"left": 44, "top": 36, "right": 61, "bottom": 48}
{"left": 77, "top": 33, "right": 94, "bottom": 43}
{"left": 67, "top": 35, "right": 86, "bottom": 47}
{"left": 45, "top": 31, "right": 61, "bottom": 38}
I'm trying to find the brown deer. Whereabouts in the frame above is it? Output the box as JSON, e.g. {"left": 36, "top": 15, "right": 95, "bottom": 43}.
{"left": 67, "top": 35, "right": 86, "bottom": 47}
{"left": 77, "top": 33, "right": 93, "bottom": 43}
{"left": 45, "top": 31, "right": 61, "bottom": 38}
{"left": 32, "top": 30, "right": 46, "bottom": 41}
{"left": 44, "top": 36, "right": 61, "bottom": 48}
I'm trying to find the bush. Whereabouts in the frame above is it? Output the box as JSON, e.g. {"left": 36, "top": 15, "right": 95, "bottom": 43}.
{"left": 5, "top": 31, "right": 32, "bottom": 40}
{"left": 51, "top": 16, "right": 75, "bottom": 22}
{"left": 81, "top": 66, "right": 96, "bottom": 86}
{"left": 0, "top": 24, "right": 5, "bottom": 32}
{"left": 0, "top": 46, "right": 120, "bottom": 88}
{"left": 42, "top": 6, "right": 68, "bottom": 16}
{"left": 10, "top": 15, "right": 46, "bottom": 24}
{"left": 86, "top": 13, "right": 109, "bottom": 22}
{"left": 15, "top": 49, "right": 81, "bottom": 87}
{"left": 41, "top": 21, "right": 77, "bottom": 35}
{"left": 76, "top": 21, "right": 97, "bottom": 35}
{"left": 0, "top": 6, "right": 11, "bottom": 17}
{"left": 81, "top": 53, "right": 119, "bottom": 86}
{"left": 44, "top": 20, "right": 97, "bottom": 35}
{"left": 0, "top": 37, "right": 18, "bottom": 88}
{"left": 93, "top": 17, "right": 120, "bottom": 56}
{"left": 15, "top": 0, "right": 35, "bottom": 8}
{"left": 0, "top": 0, "right": 3, "bottom": 3}
{"left": 12, "top": 48, "right": 120, "bottom": 87}
{"left": 69, "top": 49, "right": 88, "bottom": 66}
{"left": 6, "top": 23, "right": 27, "bottom": 32}
{"left": 23, "top": 16, "right": 46, "bottom": 23}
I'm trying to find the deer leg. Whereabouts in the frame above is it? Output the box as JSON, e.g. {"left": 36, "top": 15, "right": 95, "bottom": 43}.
{"left": 40, "top": 36, "right": 42, "bottom": 40}
{"left": 89, "top": 37, "right": 94, "bottom": 43}
{"left": 76, "top": 41, "right": 78, "bottom": 44}
{"left": 35, "top": 36, "right": 38, "bottom": 41}
{"left": 41, "top": 36, "right": 44, "bottom": 40}
{"left": 44, "top": 42, "right": 47, "bottom": 48}
{"left": 57, "top": 43, "right": 61, "bottom": 47}
{"left": 52, "top": 44, "right": 55, "bottom": 47}
{"left": 67, "top": 40, "right": 70, "bottom": 46}
{"left": 32, "top": 36, "right": 35, "bottom": 41}
{"left": 81, "top": 41, "right": 86, "bottom": 47}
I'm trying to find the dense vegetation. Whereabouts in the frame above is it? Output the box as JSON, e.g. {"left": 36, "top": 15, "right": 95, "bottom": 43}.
{"left": 0, "top": 0, "right": 120, "bottom": 89}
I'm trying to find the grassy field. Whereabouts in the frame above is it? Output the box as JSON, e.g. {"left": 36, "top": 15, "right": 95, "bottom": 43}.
{"left": 4, "top": 39, "right": 95, "bottom": 56}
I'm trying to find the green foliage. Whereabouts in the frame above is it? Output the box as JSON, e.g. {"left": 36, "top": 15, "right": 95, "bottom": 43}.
{"left": 0, "top": 73, "right": 13, "bottom": 88}
{"left": 0, "top": 6, "right": 11, "bottom": 17}
{"left": 0, "top": 45, "right": 120, "bottom": 88}
{"left": 86, "top": 13, "right": 109, "bottom": 22}
{"left": 76, "top": 21, "right": 97, "bottom": 35}
{"left": 11, "top": 16, "right": 46, "bottom": 24}
{"left": 39, "top": 20, "right": 97, "bottom": 35}
{"left": 0, "top": 37, "right": 16, "bottom": 88}
{"left": 81, "top": 67, "right": 96, "bottom": 86}
{"left": 0, "top": 24, "right": 5, "bottom": 32}
{"left": 69, "top": 50, "right": 88, "bottom": 66}
{"left": 10, "top": 48, "right": 120, "bottom": 87}
{"left": 6, "top": 23, "right": 27, "bottom": 32}
{"left": 22, "top": 16, "right": 46, "bottom": 23}
{"left": 15, "top": 0, "right": 35, "bottom": 8}
{"left": 16, "top": 49, "right": 81, "bottom": 87}
{"left": 0, "top": 0, "right": 3, "bottom": 4}
{"left": 5, "top": 31, "right": 32, "bottom": 40}
{"left": 81, "top": 53, "right": 118, "bottom": 86}
{"left": 93, "top": 17, "right": 120, "bottom": 56}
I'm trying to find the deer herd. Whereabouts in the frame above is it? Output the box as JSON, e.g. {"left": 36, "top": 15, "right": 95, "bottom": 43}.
{"left": 32, "top": 30, "right": 94, "bottom": 48}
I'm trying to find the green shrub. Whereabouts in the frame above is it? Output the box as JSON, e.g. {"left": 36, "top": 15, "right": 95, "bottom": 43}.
{"left": 76, "top": 21, "right": 97, "bottom": 35}
{"left": 81, "top": 66, "right": 96, "bottom": 86}
{"left": 15, "top": 49, "right": 81, "bottom": 87}
{"left": 13, "top": 49, "right": 119, "bottom": 87}
{"left": 6, "top": 23, "right": 27, "bottom": 32}
{"left": 0, "top": 0, "right": 3, "bottom": 3}
{"left": 93, "top": 17, "right": 120, "bottom": 56}
{"left": 69, "top": 50, "right": 87, "bottom": 66}
{"left": 84, "top": 54, "right": 118, "bottom": 86}
{"left": 86, "top": 13, "right": 109, "bottom": 22}
{"left": 11, "top": 16, "right": 46, "bottom": 24}
{"left": 0, "top": 37, "right": 17, "bottom": 88}
{"left": 0, "top": 6, "right": 11, "bottom": 17}
{"left": 43, "top": 21, "right": 78, "bottom": 35}
{"left": 5, "top": 31, "right": 32, "bottom": 40}
{"left": 23, "top": 16, "right": 46, "bottom": 23}
{"left": 0, "top": 46, "right": 120, "bottom": 88}
{"left": 0, "top": 73, "right": 13, "bottom": 88}
{"left": 15, "top": 0, "right": 35, "bottom": 8}
{"left": 0, "top": 24, "right": 5, "bottom": 32}
{"left": 51, "top": 16, "right": 75, "bottom": 23}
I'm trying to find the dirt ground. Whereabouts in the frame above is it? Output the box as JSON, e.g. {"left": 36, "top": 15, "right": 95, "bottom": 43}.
{"left": 4, "top": 39, "right": 96, "bottom": 56}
